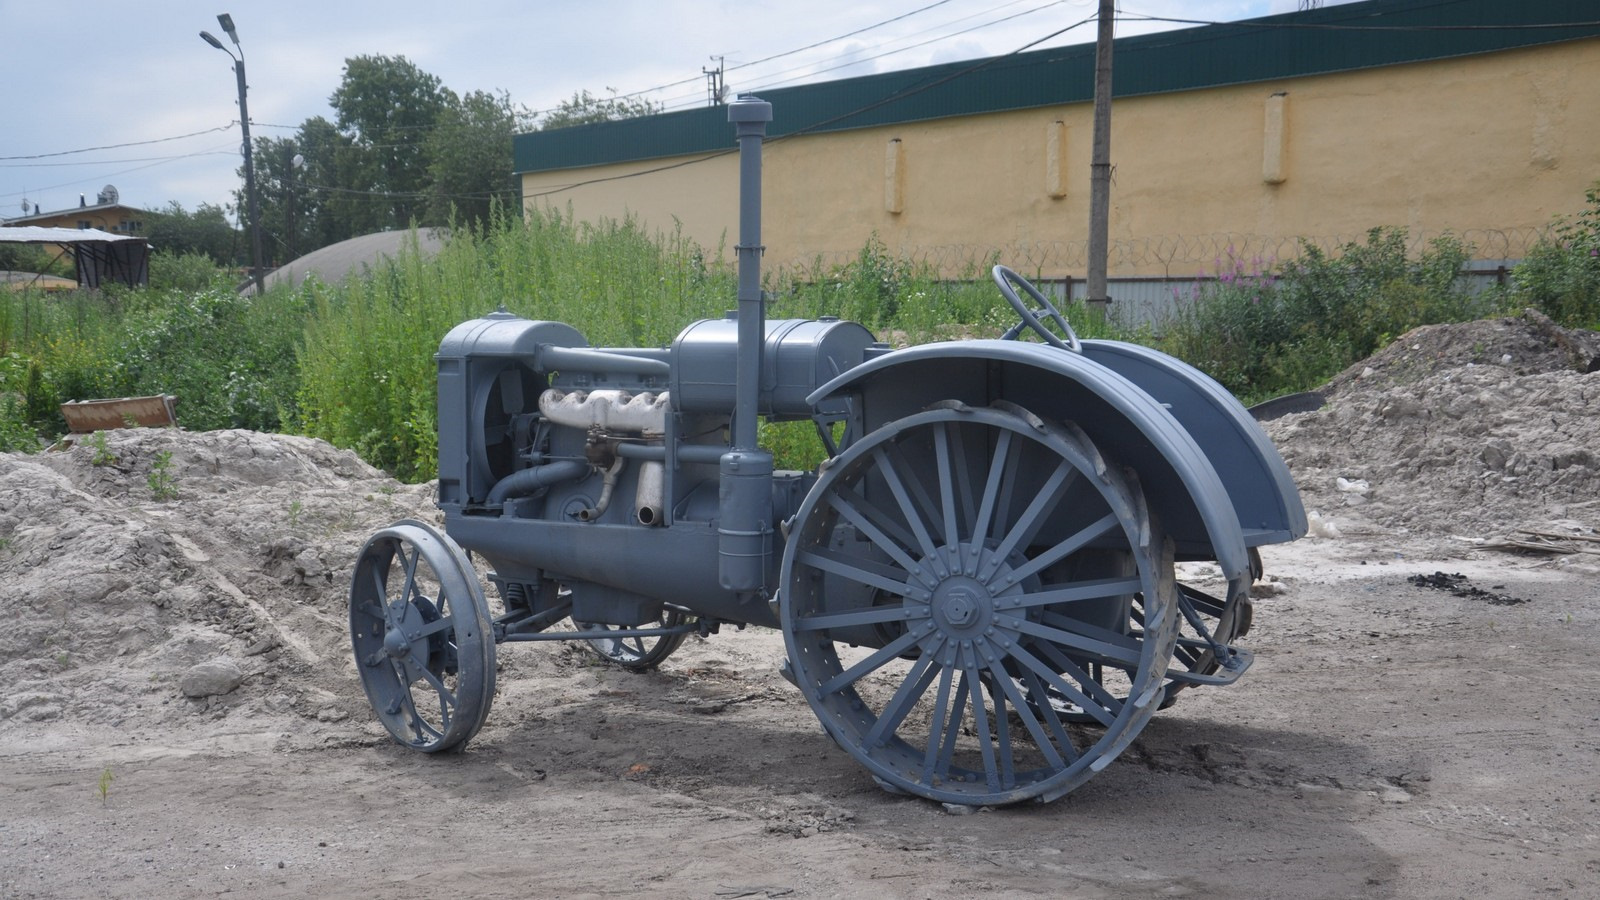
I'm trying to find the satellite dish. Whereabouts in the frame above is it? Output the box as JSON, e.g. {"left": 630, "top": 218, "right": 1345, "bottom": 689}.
{"left": 19, "top": 199, "right": 28, "bottom": 214}
{"left": 100, "top": 184, "right": 120, "bottom": 205}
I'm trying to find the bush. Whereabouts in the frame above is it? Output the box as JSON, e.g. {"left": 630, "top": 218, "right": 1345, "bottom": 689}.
{"left": 0, "top": 353, "right": 41, "bottom": 452}
{"left": 1511, "top": 182, "right": 1600, "bottom": 327}
{"left": 1158, "top": 230, "right": 1489, "bottom": 401}
{"left": 112, "top": 287, "right": 304, "bottom": 432}
{"left": 148, "top": 250, "right": 226, "bottom": 294}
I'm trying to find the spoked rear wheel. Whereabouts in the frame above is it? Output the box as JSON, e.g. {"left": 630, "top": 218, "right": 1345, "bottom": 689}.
{"left": 350, "top": 520, "right": 496, "bottom": 752}
{"left": 574, "top": 608, "right": 691, "bottom": 670}
{"left": 781, "top": 402, "right": 1179, "bottom": 806}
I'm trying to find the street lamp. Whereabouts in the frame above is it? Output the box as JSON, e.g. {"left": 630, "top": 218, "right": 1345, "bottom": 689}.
{"left": 200, "top": 13, "right": 265, "bottom": 295}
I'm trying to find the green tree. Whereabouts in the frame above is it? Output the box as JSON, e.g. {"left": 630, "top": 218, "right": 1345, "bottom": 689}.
{"left": 539, "top": 88, "right": 661, "bottom": 130}
{"left": 143, "top": 202, "right": 240, "bottom": 266}
{"left": 329, "top": 55, "right": 455, "bottom": 229}
{"left": 425, "top": 90, "right": 523, "bottom": 229}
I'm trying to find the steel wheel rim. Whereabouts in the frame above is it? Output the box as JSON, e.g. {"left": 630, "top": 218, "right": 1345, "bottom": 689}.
{"left": 781, "top": 404, "right": 1178, "bottom": 805}
{"left": 574, "top": 609, "right": 690, "bottom": 670}
{"left": 350, "top": 519, "right": 495, "bottom": 752}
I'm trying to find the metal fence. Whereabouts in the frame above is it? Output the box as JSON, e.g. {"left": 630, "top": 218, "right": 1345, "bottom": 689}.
{"left": 1034, "top": 264, "right": 1519, "bottom": 331}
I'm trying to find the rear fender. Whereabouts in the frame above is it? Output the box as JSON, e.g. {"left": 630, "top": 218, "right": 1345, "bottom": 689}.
{"left": 807, "top": 340, "right": 1280, "bottom": 583}
{"left": 1079, "top": 339, "right": 1307, "bottom": 547}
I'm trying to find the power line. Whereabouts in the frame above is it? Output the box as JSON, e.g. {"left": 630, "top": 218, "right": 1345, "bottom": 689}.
{"left": 731, "top": 0, "right": 1074, "bottom": 102}
{"left": 1118, "top": 11, "right": 1600, "bottom": 31}
{"left": 0, "top": 124, "right": 236, "bottom": 161}
{"left": 0, "top": 142, "right": 242, "bottom": 203}
{"left": 0, "top": 152, "right": 237, "bottom": 169}
{"left": 526, "top": 13, "right": 1100, "bottom": 201}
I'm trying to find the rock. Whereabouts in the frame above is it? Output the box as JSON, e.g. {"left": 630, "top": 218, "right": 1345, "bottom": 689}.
{"left": 180, "top": 657, "right": 245, "bottom": 698}
{"left": 293, "top": 548, "right": 325, "bottom": 578}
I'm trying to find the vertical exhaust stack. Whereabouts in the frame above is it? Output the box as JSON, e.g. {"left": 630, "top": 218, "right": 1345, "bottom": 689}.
{"left": 719, "top": 96, "right": 775, "bottom": 595}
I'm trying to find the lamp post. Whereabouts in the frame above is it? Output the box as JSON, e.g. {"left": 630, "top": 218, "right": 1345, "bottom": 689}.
{"left": 201, "top": 14, "right": 265, "bottom": 295}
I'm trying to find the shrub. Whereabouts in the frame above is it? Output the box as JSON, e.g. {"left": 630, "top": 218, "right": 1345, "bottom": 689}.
{"left": 148, "top": 250, "right": 226, "bottom": 294}
{"left": 1159, "top": 230, "right": 1486, "bottom": 401}
{"left": 1511, "top": 182, "right": 1600, "bottom": 327}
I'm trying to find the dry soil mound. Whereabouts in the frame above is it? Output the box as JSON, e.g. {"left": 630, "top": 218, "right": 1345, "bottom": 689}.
{"left": 1267, "top": 310, "right": 1600, "bottom": 544}
{"left": 0, "top": 429, "right": 434, "bottom": 741}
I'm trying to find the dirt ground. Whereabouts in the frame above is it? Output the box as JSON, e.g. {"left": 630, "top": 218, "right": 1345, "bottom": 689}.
{"left": 3, "top": 312, "right": 1598, "bottom": 899}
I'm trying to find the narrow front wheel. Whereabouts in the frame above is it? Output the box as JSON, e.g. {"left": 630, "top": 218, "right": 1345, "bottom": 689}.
{"left": 349, "top": 520, "right": 496, "bottom": 752}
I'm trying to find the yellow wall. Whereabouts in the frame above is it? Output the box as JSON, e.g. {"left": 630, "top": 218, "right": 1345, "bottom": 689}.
{"left": 524, "top": 39, "right": 1600, "bottom": 278}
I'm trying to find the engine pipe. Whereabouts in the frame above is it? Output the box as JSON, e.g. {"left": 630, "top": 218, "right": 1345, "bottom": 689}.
{"left": 729, "top": 96, "right": 771, "bottom": 452}
{"left": 538, "top": 344, "right": 671, "bottom": 378}
{"left": 485, "top": 458, "right": 589, "bottom": 506}
{"left": 720, "top": 96, "right": 776, "bottom": 594}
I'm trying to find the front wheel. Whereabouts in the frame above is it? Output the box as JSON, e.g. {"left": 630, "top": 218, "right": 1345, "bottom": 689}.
{"left": 349, "top": 520, "right": 496, "bottom": 752}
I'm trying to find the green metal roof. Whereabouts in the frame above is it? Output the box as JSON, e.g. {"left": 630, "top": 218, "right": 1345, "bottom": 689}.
{"left": 514, "top": 0, "right": 1600, "bottom": 175}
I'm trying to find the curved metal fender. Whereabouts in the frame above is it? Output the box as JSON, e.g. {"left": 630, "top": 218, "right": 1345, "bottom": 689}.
{"left": 806, "top": 340, "right": 1259, "bottom": 582}
{"left": 1079, "top": 340, "right": 1307, "bottom": 546}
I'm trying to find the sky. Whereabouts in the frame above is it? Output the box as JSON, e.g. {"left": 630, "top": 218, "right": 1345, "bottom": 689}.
{"left": 0, "top": 0, "right": 1340, "bottom": 221}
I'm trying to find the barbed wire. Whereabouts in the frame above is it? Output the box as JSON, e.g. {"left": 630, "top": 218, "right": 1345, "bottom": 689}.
{"left": 788, "top": 227, "right": 1553, "bottom": 278}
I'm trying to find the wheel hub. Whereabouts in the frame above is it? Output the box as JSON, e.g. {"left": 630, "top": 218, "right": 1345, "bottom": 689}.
{"left": 382, "top": 624, "right": 412, "bottom": 658}
{"left": 930, "top": 575, "right": 994, "bottom": 636}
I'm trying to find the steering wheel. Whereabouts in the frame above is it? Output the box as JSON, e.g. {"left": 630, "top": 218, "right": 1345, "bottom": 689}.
{"left": 992, "top": 264, "right": 1081, "bottom": 352}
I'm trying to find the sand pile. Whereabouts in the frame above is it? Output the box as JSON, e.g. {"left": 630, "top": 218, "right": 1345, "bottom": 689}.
{"left": 0, "top": 429, "right": 433, "bottom": 736}
{"left": 1266, "top": 310, "right": 1600, "bottom": 541}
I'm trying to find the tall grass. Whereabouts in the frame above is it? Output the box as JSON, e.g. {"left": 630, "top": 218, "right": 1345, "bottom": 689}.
{"left": 6, "top": 187, "right": 1600, "bottom": 478}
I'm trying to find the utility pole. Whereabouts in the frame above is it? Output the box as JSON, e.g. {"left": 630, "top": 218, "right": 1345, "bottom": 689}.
{"left": 200, "top": 13, "right": 265, "bottom": 295}
{"left": 1086, "top": 0, "right": 1114, "bottom": 315}
{"left": 704, "top": 56, "right": 727, "bottom": 106}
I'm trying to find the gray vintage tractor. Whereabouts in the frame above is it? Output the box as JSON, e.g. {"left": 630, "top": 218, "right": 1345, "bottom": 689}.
{"left": 349, "top": 97, "right": 1305, "bottom": 807}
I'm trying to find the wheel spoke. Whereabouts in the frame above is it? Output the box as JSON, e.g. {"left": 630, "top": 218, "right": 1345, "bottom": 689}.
{"left": 410, "top": 613, "right": 457, "bottom": 640}
{"left": 399, "top": 546, "right": 422, "bottom": 608}
{"left": 964, "top": 657, "right": 1001, "bottom": 791}
{"left": 817, "top": 626, "right": 930, "bottom": 697}
{"left": 832, "top": 482, "right": 920, "bottom": 554}
{"left": 875, "top": 445, "right": 942, "bottom": 562}
{"left": 945, "top": 422, "right": 978, "bottom": 536}
{"left": 796, "top": 547, "right": 925, "bottom": 601}
{"left": 1030, "top": 638, "right": 1125, "bottom": 715}
{"left": 1020, "top": 668, "right": 1081, "bottom": 762}
{"left": 824, "top": 489, "right": 929, "bottom": 579}
{"left": 980, "top": 649, "right": 1064, "bottom": 771}
{"left": 987, "top": 667, "right": 1017, "bottom": 790}
{"left": 1003, "top": 613, "right": 1143, "bottom": 668}
{"left": 404, "top": 657, "right": 459, "bottom": 711}
{"left": 353, "top": 601, "right": 386, "bottom": 622}
{"left": 936, "top": 668, "right": 971, "bottom": 779}
{"left": 794, "top": 603, "right": 928, "bottom": 632}
{"left": 921, "top": 659, "right": 957, "bottom": 784}
{"left": 864, "top": 646, "right": 942, "bottom": 748}
{"left": 389, "top": 660, "right": 443, "bottom": 743}
{"left": 981, "top": 459, "right": 1076, "bottom": 580}
{"left": 1006, "top": 640, "right": 1120, "bottom": 727}
{"left": 1000, "top": 511, "right": 1121, "bottom": 587}
{"left": 932, "top": 423, "right": 963, "bottom": 559}
{"left": 368, "top": 566, "right": 396, "bottom": 626}
{"left": 966, "top": 429, "right": 1014, "bottom": 572}
{"left": 999, "top": 575, "right": 1143, "bottom": 611}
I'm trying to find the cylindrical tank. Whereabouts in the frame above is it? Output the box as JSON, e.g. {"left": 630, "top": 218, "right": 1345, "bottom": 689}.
{"left": 671, "top": 317, "right": 875, "bottom": 418}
